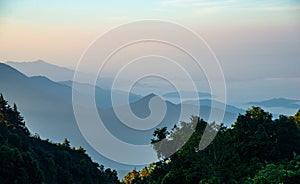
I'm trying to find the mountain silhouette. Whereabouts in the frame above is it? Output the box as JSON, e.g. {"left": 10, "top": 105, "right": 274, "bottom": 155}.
{"left": 163, "top": 91, "right": 212, "bottom": 99}
{"left": 0, "top": 63, "right": 143, "bottom": 169}
{"left": 6, "top": 60, "right": 77, "bottom": 82}
{"left": 5, "top": 60, "right": 113, "bottom": 88}
{"left": 0, "top": 62, "right": 243, "bottom": 171}
{"left": 248, "top": 98, "right": 300, "bottom": 109}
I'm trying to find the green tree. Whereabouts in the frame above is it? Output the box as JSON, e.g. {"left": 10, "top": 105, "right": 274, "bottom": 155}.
{"left": 247, "top": 154, "right": 300, "bottom": 183}
{"left": 0, "top": 94, "right": 8, "bottom": 123}
{"left": 0, "top": 95, "right": 120, "bottom": 183}
{"left": 61, "top": 138, "right": 71, "bottom": 147}
{"left": 134, "top": 107, "right": 300, "bottom": 184}
{"left": 292, "top": 109, "right": 300, "bottom": 127}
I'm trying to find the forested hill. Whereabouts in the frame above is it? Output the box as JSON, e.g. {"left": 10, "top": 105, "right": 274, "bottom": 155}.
{"left": 0, "top": 94, "right": 119, "bottom": 184}
{"left": 2, "top": 91, "right": 300, "bottom": 184}
{"left": 122, "top": 107, "right": 300, "bottom": 184}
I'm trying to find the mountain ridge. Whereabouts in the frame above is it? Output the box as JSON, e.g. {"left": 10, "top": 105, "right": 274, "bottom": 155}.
{"left": 248, "top": 98, "right": 300, "bottom": 109}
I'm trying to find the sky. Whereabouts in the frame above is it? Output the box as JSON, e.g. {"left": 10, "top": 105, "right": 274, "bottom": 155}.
{"left": 0, "top": 0, "right": 300, "bottom": 175}
{"left": 0, "top": 0, "right": 300, "bottom": 105}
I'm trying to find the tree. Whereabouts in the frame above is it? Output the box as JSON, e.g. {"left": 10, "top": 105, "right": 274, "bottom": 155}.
{"left": 0, "top": 95, "right": 120, "bottom": 183}
{"left": 131, "top": 107, "right": 300, "bottom": 184}
{"left": 122, "top": 169, "right": 140, "bottom": 184}
{"left": 13, "top": 103, "right": 24, "bottom": 126}
{"left": 0, "top": 94, "right": 8, "bottom": 123}
{"left": 292, "top": 109, "right": 300, "bottom": 127}
{"left": 140, "top": 167, "right": 151, "bottom": 179}
{"left": 151, "top": 127, "right": 169, "bottom": 143}
{"left": 61, "top": 138, "right": 71, "bottom": 147}
{"left": 0, "top": 94, "right": 28, "bottom": 134}
{"left": 77, "top": 146, "right": 86, "bottom": 152}
{"left": 247, "top": 154, "right": 300, "bottom": 183}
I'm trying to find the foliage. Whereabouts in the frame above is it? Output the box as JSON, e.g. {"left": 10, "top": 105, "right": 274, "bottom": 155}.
{"left": 2, "top": 92, "right": 300, "bottom": 183}
{"left": 246, "top": 153, "right": 300, "bottom": 183}
{"left": 292, "top": 109, "right": 300, "bottom": 127}
{"left": 0, "top": 94, "right": 119, "bottom": 183}
{"left": 122, "top": 164, "right": 155, "bottom": 184}
{"left": 124, "top": 106, "right": 300, "bottom": 184}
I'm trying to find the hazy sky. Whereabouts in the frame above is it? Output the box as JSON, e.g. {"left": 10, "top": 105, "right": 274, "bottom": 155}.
{"left": 0, "top": 0, "right": 299, "bottom": 65}
{"left": 0, "top": 0, "right": 299, "bottom": 103}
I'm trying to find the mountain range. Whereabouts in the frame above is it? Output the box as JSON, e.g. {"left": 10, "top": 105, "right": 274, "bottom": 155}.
{"left": 6, "top": 60, "right": 113, "bottom": 88}
{"left": 0, "top": 61, "right": 244, "bottom": 171}
{"left": 248, "top": 98, "right": 300, "bottom": 109}
{"left": 6, "top": 60, "right": 78, "bottom": 82}
{"left": 163, "top": 91, "right": 211, "bottom": 99}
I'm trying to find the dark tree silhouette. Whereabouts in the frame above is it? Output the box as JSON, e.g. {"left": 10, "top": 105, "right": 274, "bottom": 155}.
{"left": 0, "top": 94, "right": 120, "bottom": 183}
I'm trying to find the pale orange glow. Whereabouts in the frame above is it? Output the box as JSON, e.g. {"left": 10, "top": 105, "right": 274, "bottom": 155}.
{"left": 0, "top": 22, "right": 107, "bottom": 68}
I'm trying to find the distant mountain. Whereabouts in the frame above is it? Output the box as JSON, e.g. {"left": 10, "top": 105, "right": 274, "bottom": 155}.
{"left": 0, "top": 62, "right": 242, "bottom": 171}
{"left": 163, "top": 91, "right": 211, "bottom": 99}
{"left": 0, "top": 63, "right": 82, "bottom": 141}
{"left": 182, "top": 99, "right": 244, "bottom": 115}
{"left": 5, "top": 60, "right": 113, "bottom": 88}
{"left": 0, "top": 96, "right": 118, "bottom": 183}
{"left": 101, "top": 93, "right": 241, "bottom": 146}
{"left": 0, "top": 63, "right": 142, "bottom": 169}
{"left": 59, "top": 80, "right": 142, "bottom": 108}
{"left": 248, "top": 98, "right": 300, "bottom": 109}
{"left": 6, "top": 60, "right": 77, "bottom": 82}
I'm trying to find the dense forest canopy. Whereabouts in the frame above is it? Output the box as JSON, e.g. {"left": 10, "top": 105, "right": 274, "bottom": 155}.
{"left": 122, "top": 107, "right": 300, "bottom": 184}
{"left": 1, "top": 93, "right": 300, "bottom": 183}
{"left": 0, "top": 94, "right": 119, "bottom": 184}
